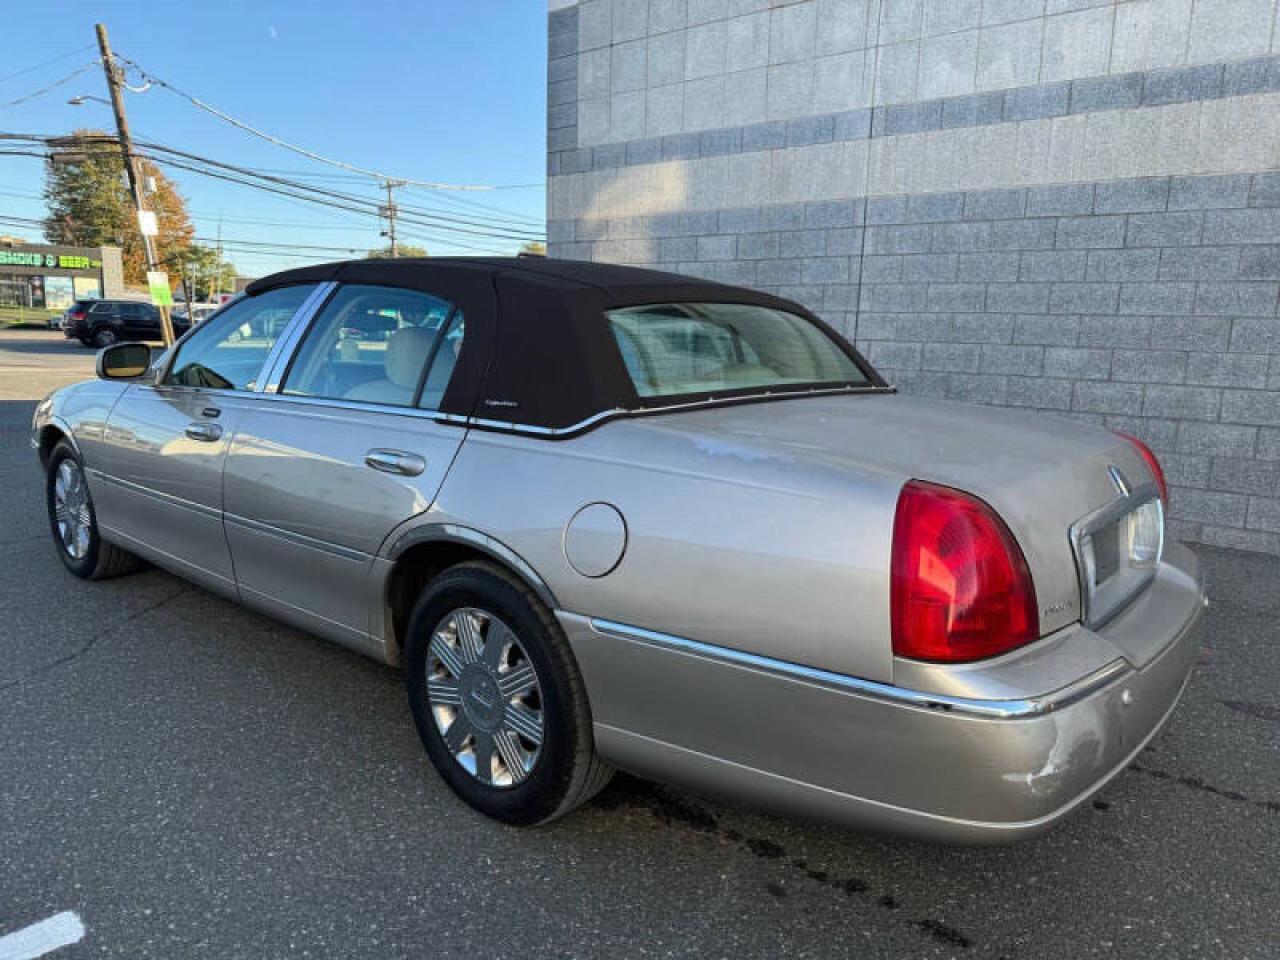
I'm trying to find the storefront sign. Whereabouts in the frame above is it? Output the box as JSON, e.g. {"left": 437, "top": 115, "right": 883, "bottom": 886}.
{"left": 0, "top": 251, "right": 102, "bottom": 270}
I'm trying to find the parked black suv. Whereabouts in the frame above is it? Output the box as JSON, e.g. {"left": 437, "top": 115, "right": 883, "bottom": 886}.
{"left": 62, "top": 299, "right": 190, "bottom": 348}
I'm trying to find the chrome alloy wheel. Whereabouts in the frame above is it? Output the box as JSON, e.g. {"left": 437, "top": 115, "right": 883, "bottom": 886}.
{"left": 53, "top": 458, "right": 92, "bottom": 560}
{"left": 427, "top": 607, "right": 544, "bottom": 788}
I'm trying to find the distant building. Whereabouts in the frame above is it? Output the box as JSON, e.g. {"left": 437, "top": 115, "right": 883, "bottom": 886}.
{"left": 0, "top": 239, "right": 124, "bottom": 309}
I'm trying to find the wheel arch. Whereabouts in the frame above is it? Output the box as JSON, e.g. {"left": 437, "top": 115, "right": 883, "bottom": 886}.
{"left": 383, "top": 525, "right": 559, "bottom": 658}
{"left": 37, "top": 419, "right": 81, "bottom": 469}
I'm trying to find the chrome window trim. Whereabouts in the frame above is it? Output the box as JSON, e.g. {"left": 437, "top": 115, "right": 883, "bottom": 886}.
{"left": 258, "top": 280, "right": 340, "bottom": 394}
{"left": 1069, "top": 481, "right": 1163, "bottom": 630}
{"left": 155, "top": 281, "right": 333, "bottom": 392}
{"left": 587, "top": 617, "right": 1130, "bottom": 720}
{"left": 234, "top": 389, "right": 450, "bottom": 420}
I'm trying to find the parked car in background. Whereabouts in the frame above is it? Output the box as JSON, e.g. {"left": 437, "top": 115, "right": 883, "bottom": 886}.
{"left": 32, "top": 258, "right": 1206, "bottom": 843}
{"left": 171, "top": 303, "right": 221, "bottom": 327}
{"left": 62, "top": 299, "right": 190, "bottom": 348}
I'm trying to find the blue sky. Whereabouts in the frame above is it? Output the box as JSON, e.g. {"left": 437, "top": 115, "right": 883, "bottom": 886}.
{"left": 0, "top": 0, "right": 548, "bottom": 278}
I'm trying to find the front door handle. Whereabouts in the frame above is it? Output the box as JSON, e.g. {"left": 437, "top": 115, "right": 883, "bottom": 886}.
{"left": 365, "top": 449, "right": 426, "bottom": 476}
{"left": 185, "top": 422, "right": 223, "bottom": 442}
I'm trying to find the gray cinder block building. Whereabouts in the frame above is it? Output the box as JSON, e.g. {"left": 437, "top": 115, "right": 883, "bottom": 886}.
{"left": 547, "top": 0, "right": 1280, "bottom": 556}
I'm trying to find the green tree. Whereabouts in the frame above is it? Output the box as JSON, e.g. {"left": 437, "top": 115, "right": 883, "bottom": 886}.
{"left": 366, "top": 244, "right": 427, "bottom": 259}
{"left": 169, "top": 245, "right": 238, "bottom": 301}
{"left": 44, "top": 129, "right": 196, "bottom": 285}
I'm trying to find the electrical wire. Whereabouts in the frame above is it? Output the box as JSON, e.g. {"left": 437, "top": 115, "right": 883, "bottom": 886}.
{"left": 117, "top": 54, "right": 503, "bottom": 192}
{"left": 0, "top": 45, "right": 95, "bottom": 85}
{"left": 0, "top": 62, "right": 99, "bottom": 112}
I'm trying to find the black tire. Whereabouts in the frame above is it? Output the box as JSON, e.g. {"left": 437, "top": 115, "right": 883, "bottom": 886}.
{"left": 45, "top": 440, "right": 142, "bottom": 580}
{"left": 91, "top": 326, "right": 118, "bottom": 349}
{"left": 405, "top": 561, "right": 613, "bottom": 825}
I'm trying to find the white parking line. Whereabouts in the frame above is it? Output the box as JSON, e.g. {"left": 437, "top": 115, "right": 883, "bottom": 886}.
{"left": 0, "top": 912, "right": 85, "bottom": 960}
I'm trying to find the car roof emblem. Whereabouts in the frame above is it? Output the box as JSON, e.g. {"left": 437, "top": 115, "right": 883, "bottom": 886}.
{"left": 1108, "top": 465, "right": 1130, "bottom": 498}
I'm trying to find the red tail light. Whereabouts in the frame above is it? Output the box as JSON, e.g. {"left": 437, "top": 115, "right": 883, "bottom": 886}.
{"left": 1114, "top": 431, "right": 1168, "bottom": 504}
{"left": 891, "top": 481, "right": 1039, "bottom": 662}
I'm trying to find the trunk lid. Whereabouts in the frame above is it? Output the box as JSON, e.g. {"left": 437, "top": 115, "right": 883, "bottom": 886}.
{"left": 634, "top": 393, "right": 1154, "bottom": 635}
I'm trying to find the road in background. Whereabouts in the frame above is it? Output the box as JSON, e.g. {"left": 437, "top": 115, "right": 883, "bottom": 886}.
{"left": 1, "top": 330, "right": 1276, "bottom": 958}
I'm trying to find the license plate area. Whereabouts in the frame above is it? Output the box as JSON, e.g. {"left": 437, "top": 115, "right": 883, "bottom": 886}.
{"left": 1072, "top": 487, "right": 1164, "bottom": 628}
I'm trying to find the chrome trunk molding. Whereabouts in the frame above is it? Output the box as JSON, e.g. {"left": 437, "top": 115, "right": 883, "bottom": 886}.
{"left": 586, "top": 617, "right": 1130, "bottom": 720}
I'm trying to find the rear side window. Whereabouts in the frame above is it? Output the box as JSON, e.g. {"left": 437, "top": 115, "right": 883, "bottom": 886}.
{"left": 607, "top": 302, "right": 868, "bottom": 399}
{"left": 165, "top": 285, "right": 316, "bottom": 390}
{"left": 281, "top": 284, "right": 464, "bottom": 409}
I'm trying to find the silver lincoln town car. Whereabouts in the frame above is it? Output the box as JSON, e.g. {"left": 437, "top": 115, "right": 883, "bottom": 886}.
{"left": 32, "top": 257, "right": 1206, "bottom": 843}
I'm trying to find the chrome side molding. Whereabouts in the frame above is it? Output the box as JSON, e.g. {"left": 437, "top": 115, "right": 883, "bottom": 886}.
{"left": 587, "top": 617, "right": 1130, "bottom": 720}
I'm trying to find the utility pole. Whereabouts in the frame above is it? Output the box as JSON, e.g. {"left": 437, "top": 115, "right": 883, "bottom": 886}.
{"left": 95, "top": 22, "right": 174, "bottom": 344}
{"left": 380, "top": 180, "right": 403, "bottom": 257}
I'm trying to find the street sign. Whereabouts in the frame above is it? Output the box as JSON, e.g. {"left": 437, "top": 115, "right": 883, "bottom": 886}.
{"left": 147, "top": 271, "right": 173, "bottom": 307}
{"left": 137, "top": 210, "right": 158, "bottom": 236}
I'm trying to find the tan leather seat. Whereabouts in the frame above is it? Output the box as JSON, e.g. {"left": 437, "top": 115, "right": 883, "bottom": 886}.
{"left": 344, "top": 326, "right": 434, "bottom": 405}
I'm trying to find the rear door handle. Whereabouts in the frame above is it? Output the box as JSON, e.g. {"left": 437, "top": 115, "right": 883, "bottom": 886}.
{"left": 185, "top": 422, "right": 223, "bottom": 442}
{"left": 365, "top": 449, "right": 426, "bottom": 476}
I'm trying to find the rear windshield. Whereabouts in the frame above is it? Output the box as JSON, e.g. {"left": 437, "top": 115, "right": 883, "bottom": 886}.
{"left": 607, "top": 302, "right": 869, "bottom": 400}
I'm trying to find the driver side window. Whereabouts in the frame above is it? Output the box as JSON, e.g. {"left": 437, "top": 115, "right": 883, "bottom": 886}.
{"left": 164, "top": 285, "right": 316, "bottom": 390}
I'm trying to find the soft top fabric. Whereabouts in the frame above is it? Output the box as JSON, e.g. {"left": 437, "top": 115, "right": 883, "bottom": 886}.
{"left": 245, "top": 258, "right": 883, "bottom": 431}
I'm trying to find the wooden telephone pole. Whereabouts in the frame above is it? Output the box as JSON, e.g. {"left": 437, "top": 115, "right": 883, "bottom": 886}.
{"left": 95, "top": 23, "right": 174, "bottom": 344}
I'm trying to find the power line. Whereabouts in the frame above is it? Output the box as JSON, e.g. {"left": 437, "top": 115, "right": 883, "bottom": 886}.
{"left": 0, "top": 45, "right": 95, "bottom": 85}
{"left": 0, "top": 62, "right": 98, "bottom": 112}
{"left": 0, "top": 131, "right": 544, "bottom": 242}
{"left": 117, "top": 54, "right": 504, "bottom": 192}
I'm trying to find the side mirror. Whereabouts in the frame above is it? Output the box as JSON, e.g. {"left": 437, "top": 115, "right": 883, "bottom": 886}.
{"left": 97, "top": 342, "right": 154, "bottom": 380}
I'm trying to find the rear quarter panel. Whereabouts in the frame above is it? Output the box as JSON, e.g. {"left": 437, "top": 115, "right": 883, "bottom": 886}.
{"left": 430, "top": 419, "right": 902, "bottom": 683}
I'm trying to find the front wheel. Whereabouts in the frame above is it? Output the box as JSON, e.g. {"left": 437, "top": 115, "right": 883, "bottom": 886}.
{"left": 45, "top": 440, "right": 141, "bottom": 579}
{"left": 404, "top": 561, "right": 613, "bottom": 825}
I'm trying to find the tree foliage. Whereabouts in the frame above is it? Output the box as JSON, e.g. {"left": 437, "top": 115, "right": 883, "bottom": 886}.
{"left": 43, "top": 129, "right": 196, "bottom": 285}
{"left": 519, "top": 241, "right": 546, "bottom": 256}
{"left": 171, "top": 245, "right": 238, "bottom": 301}
{"left": 366, "top": 244, "right": 427, "bottom": 259}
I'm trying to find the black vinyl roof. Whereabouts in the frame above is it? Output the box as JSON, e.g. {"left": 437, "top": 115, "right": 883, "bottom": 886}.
{"left": 245, "top": 258, "right": 885, "bottom": 434}
{"left": 246, "top": 256, "right": 737, "bottom": 297}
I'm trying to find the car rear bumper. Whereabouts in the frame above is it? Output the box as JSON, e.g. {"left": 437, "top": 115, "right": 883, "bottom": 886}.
{"left": 560, "top": 543, "right": 1205, "bottom": 844}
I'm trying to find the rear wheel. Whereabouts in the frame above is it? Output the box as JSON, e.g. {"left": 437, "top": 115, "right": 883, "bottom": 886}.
{"left": 45, "top": 440, "right": 141, "bottom": 579}
{"left": 91, "top": 326, "right": 118, "bottom": 349}
{"left": 404, "top": 561, "right": 613, "bottom": 825}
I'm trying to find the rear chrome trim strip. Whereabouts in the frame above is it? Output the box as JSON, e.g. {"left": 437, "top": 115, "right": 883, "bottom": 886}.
{"left": 587, "top": 617, "right": 1130, "bottom": 720}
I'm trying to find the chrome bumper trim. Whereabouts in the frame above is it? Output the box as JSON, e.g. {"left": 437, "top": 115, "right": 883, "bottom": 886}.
{"left": 587, "top": 617, "right": 1130, "bottom": 720}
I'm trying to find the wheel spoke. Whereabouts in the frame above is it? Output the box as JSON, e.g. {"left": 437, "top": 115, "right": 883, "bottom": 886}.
{"left": 427, "top": 676, "right": 462, "bottom": 706}
{"left": 443, "top": 713, "right": 473, "bottom": 754}
{"left": 54, "top": 469, "right": 67, "bottom": 500}
{"left": 454, "top": 611, "right": 483, "bottom": 664}
{"left": 429, "top": 633, "right": 466, "bottom": 679}
{"left": 497, "top": 662, "right": 537, "bottom": 700}
{"left": 493, "top": 729, "right": 529, "bottom": 784}
{"left": 482, "top": 619, "right": 513, "bottom": 669}
{"left": 504, "top": 703, "right": 543, "bottom": 746}
{"left": 472, "top": 732, "right": 495, "bottom": 785}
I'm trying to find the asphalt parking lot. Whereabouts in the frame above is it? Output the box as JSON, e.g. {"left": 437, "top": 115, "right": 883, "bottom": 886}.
{"left": 1, "top": 327, "right": 1277, "bottom": 959}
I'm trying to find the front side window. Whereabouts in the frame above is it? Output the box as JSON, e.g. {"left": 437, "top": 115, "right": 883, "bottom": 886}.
{"left": 607, "top": 302, "right": 868, "bottom": 400}
{"left": 164, "top": 284, "right": 316, "bottom": 390}
{"left": 281, "top": 284, "right": 463, "bottom": 409}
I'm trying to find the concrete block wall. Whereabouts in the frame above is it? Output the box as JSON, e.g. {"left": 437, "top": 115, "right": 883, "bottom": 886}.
{"left": 547, "top": 0, "right": 1280, "bottom": 556}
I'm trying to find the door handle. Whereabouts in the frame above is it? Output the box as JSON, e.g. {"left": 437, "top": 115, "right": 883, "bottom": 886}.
{"left": 185, "top": 422, "right": 223, "bottom": 442}
{"left": 364, "top": 449, "right": 426, "bottom": 476}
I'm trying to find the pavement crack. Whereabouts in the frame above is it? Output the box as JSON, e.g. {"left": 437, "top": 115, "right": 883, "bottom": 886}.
{"left": 1129, "top": 763, "right": 1280, "bottom": 814}
{"left": 0, "top": 586, "right": 189, "bottom": 693}
{"left": 593, "top": 777, "right": 977, "bottom": 951}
